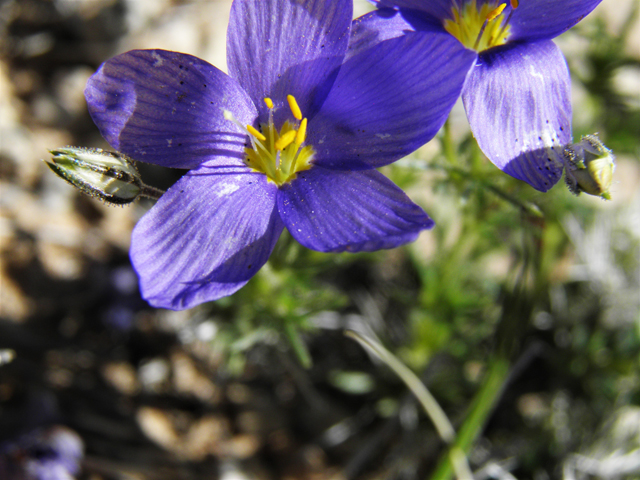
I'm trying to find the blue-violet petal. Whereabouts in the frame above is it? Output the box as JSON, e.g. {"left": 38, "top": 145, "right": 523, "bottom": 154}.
{"left": 310, "top": 32, "right": 475, "bottom": 169}
{"left": 463, "top": 40, "right": 571, "bottom": 192}
{"left": 509, "top": 0, "right": 603, "bottom": 43}
{"left": 227, "top": 0, "right": 352, "bottom": 120}
{"left": 131, "top": 170, "right": 283, "bottom": 310}
{"left": 375, "top": 0, "right": 454, "bottom": 22}
{"left": 85, "top": 49, "right": 256, "bottom": 169}
{"left": 348, "top": 9, "right": 416, "bottom": 61}
{"left": 278, "top": 167, "right": 434, "bottom": 253}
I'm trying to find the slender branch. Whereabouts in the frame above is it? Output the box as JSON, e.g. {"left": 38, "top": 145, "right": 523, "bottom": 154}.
{"left": 442, "top": 119, "right": 459, "bottom": 167}
{"left": 429, "top": 358, "right": 510, "bottom": 480}
{"left": 434, "top": 163, "right": 543, "bottom": 218}
{"left": 139, "top": 184, "right": 165, "bottom": 201}
{"left": 430, "top": 222, "right": 537, "bottom": 480}
{"left": 345, "top": 330, "right": 474, "bottom": 480}
{"left": 285, "top": 318, "right": 312, "bottom": 369}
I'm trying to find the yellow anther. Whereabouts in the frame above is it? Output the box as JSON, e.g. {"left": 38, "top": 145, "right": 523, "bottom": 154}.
{"left": 287, "top": 95, "right": 303, "bottom": 120}
{"left": 445, "top": 0, "right": 513, "bottom": 51}
{"left": 275, "top": 130, "right": 297, "bottom": 151}
{"left": 487, "top": 3, "right": 506, "bottom": 21}
{"left": 226, "top": 96, "right": 315, "bottom": 185}
{"left": 247, "top": 124, "right": 266, "bottom": 142}
{"left": 295, "top": 118, "right": 307, "bottom": 145}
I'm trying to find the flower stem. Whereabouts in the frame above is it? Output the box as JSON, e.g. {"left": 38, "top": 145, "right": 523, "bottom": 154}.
{"left": 430, "top": 234, "right": 536, "bottom": 480}
{"left": 140, "top": 184, "right": 165, "bottom": 201}
{"left": 442, "top": 119, "right": 458, "bottom": 167}
{"left": 345, "top": 331, "right": 474, "bottom": 480}
{"left": 429, "top": 357, "right": 510, "bottom": 480}
{"left": 285, "top": 318, "right": 312, "bottom": 369}
{"left": 434, "top": 162, "right": 543, "bottom": 218}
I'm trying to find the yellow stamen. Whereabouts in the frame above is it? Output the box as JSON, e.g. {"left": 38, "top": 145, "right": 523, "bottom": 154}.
{"left": 444, "top": 1, "right": 513, "bottom": 52}
{"left": 275, "top": 130, "right": 297, "bottom": 151}
{"left": 493, "top": 1, "right": 518, "bottom": 46}
{"left": 287, "top": 95, "right": 303, "bottom": 121}
{"left": 487, "top": 3, "right": 506, "bottom": 21}
{"left": 228, "top": 97, "right": 314, "bottom": 186}
{"left": 295, "top": 118, "right": 307, "bottom": 145}
{"left": 247, "top": 124, "right": 266, "bottom": 142}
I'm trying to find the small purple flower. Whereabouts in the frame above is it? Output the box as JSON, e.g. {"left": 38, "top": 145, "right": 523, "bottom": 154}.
{"left": 0, "top": 426, "right": 84, "bottom": 480}
{"left": 354, "top": 0, "right": 603, "bottom": 191}
{"left": 84, "top": 0, "right": 475, "bottom": 309}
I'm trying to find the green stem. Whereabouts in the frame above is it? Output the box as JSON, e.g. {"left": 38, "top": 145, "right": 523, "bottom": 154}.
{"left": 140, "top": 183, "right": 165, "bottom": 200}
{"left": 430, "top": 242, "right": 535, "bottom": 480}
{"left": 285, "top": 318, "right": 312, "bottom": 369}
{"left": 429, "top": 358, "right": 510, "bottom": 480}
{"left": 345, "top": 331, "right": 474, "bottom": 480}
{"left": 442, "top": 120, "right": 458, "bottom": 166}
{"left": 433, "top": 163, "right": 542, "bottom": 218}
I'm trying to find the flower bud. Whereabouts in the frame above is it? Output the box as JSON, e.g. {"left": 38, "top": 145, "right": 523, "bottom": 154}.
{"left": 46, "top": 147, "right": 144, "bottom": 205}
{"left": 563, "top": 135, "right": 615, "bottom": 200}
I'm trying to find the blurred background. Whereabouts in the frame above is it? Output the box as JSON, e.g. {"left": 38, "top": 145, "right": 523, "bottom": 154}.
{"left": 0, "top": 0, "right": 639, "bottom": 479}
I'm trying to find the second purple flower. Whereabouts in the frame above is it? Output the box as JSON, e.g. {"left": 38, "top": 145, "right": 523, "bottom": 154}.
{"left": 354, "top": 0, "right": 604, "bottom": 192}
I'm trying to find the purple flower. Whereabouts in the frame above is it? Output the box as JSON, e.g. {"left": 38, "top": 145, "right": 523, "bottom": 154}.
{"left": 84, "top": 0, "right": 475, "bottom": 310}
{"left": 0, "top": 426, "right": 84, "bottom": 480}
{"left": 354, "top": 0, "right": 603, "bottom": 191}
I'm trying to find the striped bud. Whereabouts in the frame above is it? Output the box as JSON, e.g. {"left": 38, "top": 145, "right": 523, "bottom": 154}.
{"left": 46, "top": 147, "right": 154, "bottom": 205}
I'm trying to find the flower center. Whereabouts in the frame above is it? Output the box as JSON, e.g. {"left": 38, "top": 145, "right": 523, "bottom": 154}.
{"left": 443, "top": 0, "right": 518, "bottom": 52}
{"left": 226, "top": 95, "right": 315, "bottom": 186}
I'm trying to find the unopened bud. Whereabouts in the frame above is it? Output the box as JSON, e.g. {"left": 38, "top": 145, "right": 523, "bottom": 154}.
{"left": 46, "top": 147, "right": 163, "bottom": 204}
{"left": 563, "top": 135, "right": 615, "bottom": 200}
